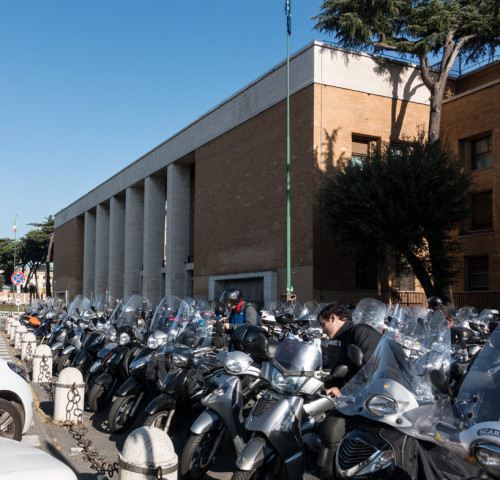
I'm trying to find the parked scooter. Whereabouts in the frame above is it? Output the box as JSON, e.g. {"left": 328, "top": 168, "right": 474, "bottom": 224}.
{"left": 55, "top": 294, "right": 115, "bottom": 374}
{"left": 179, "top": 324, "right": 278, "bottom": 479}
{"left": 331, "top": 307, "right": 482, "bottom": 480}
{"left": 86, "top": 295, "right": 152, "bottom": 412}
{"left": 232, "top": 335, "right": 336, "bottom": 480}
{"left": 143, "top": 301, "right": 223, "bottom": 435}
{"left": 107, "top": 295, "right": 190, "bottom": 433}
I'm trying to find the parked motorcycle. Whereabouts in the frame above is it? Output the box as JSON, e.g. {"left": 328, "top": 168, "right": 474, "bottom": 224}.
{"left": 232, "top": 335, "right": 335, "bottom": 480}
{"left": 143, "top": 301, "right": 223, "bottom": 435}
{"left": 107, "top": 295, "right": 190, "bottom": 433}
{"left": 86, "top": 295, "right": 152, "bottom": 412}
{"left": 179, "top": 324, "right": 278, "bottom": 479}
{"left": 331, "top": 306, "right": 482, "bottom": 480}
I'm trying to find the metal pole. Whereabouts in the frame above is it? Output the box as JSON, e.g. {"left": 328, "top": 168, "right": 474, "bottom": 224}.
{"left": 285, "top": 1, "right": 293, "bottom": 294}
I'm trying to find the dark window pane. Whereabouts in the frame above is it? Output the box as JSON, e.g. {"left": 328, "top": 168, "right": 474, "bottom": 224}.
{"left": 472, "top": 136, "right": 492, "bottom": 170}
{"left": 355, "top": 254, "right": 377, "bottom": 290}
{"left": 468, "top": 256, "right": 488, "bottom": 291}
{"left": 471, "top": 191, "right": 493, "bottom": 230}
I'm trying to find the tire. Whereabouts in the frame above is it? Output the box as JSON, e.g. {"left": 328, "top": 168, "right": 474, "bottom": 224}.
{"left": 88, "top": 383, "right": 109, "bottom": 412}
{"left": 108, "top": 395, "right": 138, "bottom": 433}
{"left": 144, "top": 409, "right": 176, "bottom": 436}
{"left": 51, "top": 351, "right": 61, "bottom": 374}
{"left": 0, "top": 399, "right": 23, "bottom": 441}
{"left": 179, "top": 431, "right": 225, "bottom": 479}
{"left": 56, "top": 352, "right": 73, "bottom": 375}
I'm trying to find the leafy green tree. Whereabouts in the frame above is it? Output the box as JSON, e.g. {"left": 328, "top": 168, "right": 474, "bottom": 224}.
{"left": 17, "top": 216, "right": 54, "bottom": 295}
{"left": 0, "top": 238, "right": 15, "bottom": 287}
{"left": 314, "top": 0, "right": 500, "bottom": 142}
{"left": 318, "top": 135, "right": 470, "bottom": 304}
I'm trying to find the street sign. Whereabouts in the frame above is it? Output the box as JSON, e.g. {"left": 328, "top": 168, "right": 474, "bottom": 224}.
{"left": 15, "top": 298, "right": 21, "bottom": 306}
{"left": 11, "top": 272, "right": 25, "bottom": 285}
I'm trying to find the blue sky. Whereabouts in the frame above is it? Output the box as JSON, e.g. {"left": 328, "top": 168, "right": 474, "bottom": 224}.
{"left": 0, "top": 0, "right": 324, "bottom": 239}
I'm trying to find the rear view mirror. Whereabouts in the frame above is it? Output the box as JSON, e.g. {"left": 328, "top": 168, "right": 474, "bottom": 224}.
{"left": 348, "top": 344, "right": 364, "bottom": 368}
{"left": 331, "top": 364, "right": 349, "bottom": 379}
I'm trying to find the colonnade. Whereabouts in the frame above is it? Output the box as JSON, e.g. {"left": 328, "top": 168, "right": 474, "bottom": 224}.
{"left": 81, "top": 163, "right": 192, "bottom": 305}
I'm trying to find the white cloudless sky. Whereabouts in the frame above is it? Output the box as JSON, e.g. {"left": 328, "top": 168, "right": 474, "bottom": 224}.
{"left": 0, "top": 0, "right": 326, "bottom": 239}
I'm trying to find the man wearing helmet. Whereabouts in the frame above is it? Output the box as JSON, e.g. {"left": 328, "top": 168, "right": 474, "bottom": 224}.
{"left": 220, "top": 288, "right": 261, "bottom": 331}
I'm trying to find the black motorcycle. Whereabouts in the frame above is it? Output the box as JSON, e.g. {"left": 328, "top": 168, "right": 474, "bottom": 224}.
{"left": 107, "top": 295, "right": 190, "bottom": 433}
{"left": 86, "top": 295, "right": 152, "bottom": 413}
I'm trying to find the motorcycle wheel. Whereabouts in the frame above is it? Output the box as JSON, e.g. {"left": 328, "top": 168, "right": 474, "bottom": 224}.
{"left": 108, "top": 395, "right": 137, "bottom": 433}
{"left": 0, "top": 399, "right": 23, "bottom": 441}
{"left": 56, "top": 352, "right": 73, "bottom": 375}
{"left": 144, "top": 409, "right": 176, "bottom": 436}
{"left": 51, "top": 351, "right": 61, "bottom": 374}
{"left": 88, "top": 383, "right": 109, "bottom": 412}
{"left": 231, "top": 462, "right": 282, "bottom": 480}
{"left": 179, "top": 431, "right": 225, "bottom": 479}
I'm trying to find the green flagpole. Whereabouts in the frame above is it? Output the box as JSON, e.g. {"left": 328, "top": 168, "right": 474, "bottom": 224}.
{"left": 285, "top": 0, "right": 293, "bottom": 295}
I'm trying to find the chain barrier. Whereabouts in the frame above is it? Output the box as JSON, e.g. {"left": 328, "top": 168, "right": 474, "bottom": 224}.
{"left": 66, "top": 383, "right": 119, "bottom": 478}
{"left": 38, "top": 355, "right": 55, "bottom": 401}
{"left": 25, "top": 341, "right": 34, "bottom": 369}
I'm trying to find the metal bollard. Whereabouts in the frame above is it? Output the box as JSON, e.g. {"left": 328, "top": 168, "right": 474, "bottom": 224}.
{"left": 14, "top": 325, "right": 27, "bottom": 350}
{"left": 118, "top": 426, "right": 178, "bottom": 480}
{"left": 21, "top": 332, "right": 37, "bottom": 361}
{"left": 54, "top": 367, "right": 85, "bottom": 423}
{"left": 32, "top": 345, "right": 53, "bottom": 384}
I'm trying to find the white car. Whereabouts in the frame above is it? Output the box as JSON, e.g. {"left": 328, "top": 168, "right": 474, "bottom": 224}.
{"left": 0, "top": 359, "right": 33, "bottom": 440}
{"left": 0, "top": 436, "right": 77, "bottom": 480}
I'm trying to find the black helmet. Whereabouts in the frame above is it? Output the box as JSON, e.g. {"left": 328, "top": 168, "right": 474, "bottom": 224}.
{"left": 428, "top": 296, "right": 443, "bottom": 310}
{"left": 220, "top": 288, "right": 243, "bottom": 306}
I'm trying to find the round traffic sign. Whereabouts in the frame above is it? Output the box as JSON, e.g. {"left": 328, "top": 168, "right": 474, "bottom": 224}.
{"left": 11, "top": 272, "right": 25, "bottom": 285}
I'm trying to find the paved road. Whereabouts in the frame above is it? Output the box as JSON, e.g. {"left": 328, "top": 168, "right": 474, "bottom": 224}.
{"left": 1, "top": 325, "right": 320, "bottom": 480}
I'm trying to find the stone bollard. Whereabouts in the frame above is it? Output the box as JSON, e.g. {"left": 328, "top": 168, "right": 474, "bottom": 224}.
{"left": 54, "top": 368, "right": 85, "bottom": 423}
{"left": 14, "top": 325, "right": 27, "bottom": 350}
{"left": 21, "top": 332, "right": 37, "bottom": 361}
{"left": 32, "top": 345, "right": 53, "bottom": 384}
{"left": 9, "top": 320, "right": 20, "bottom": 340}
{"left": 118, "top": 426, "right": 178, "bottom": 480}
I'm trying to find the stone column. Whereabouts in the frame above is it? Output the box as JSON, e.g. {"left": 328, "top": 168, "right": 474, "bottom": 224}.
{"left": 108, "top": 195, "right": 125, "bottom": 300}
{"left": 94, "top": 203, "right": 110, "bottom": 296}
{"left": 123, "top": 184, "right": 144, "bottom": 298}
{"left": 83, "top": 210, "right": 96, "bottom": 297}
{"left": 143, "top": 175, "right": 166, "bottom": 306}
{"left": 165, "top": 163, "right": 191, "bottom": 298}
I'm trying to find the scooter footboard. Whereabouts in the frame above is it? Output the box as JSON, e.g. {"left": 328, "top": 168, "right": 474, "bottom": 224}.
{"left": 236, "top": 436, "right": 274, "bottom": 471}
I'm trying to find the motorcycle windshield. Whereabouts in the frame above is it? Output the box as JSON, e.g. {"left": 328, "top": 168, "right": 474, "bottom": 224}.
{"left": 150, "top": 295, "right": 190, "bottom": 338}
{"left": 337, "top": 308, "right": 451, "bottom": 422}
{"left": 115, "top": 295, "right": 151, "bottom": 329}
{"left": 456, "top": 326, "right": 500, "bottom": 428}
{"left": 454, "top": 306, "right": 475, "bottom": 327}
{"left": 272, "top": 336, "right": 322, "bottom": 373}
{"left": 351, "top": 298, "right": 388, "bottom": 335}
{"left": 67, "top": 294, "right": 89, "bottom": 318}
{"left": 173, "top": 300, "right": 217, "bottom": 348}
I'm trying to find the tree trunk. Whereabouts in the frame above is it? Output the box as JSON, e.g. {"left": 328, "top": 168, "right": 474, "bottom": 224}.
{"left": 403, "top": 250, "right": 435, "bottom": 300}
{"left": 428, "top": 83, "right": 446, "bottom": 144}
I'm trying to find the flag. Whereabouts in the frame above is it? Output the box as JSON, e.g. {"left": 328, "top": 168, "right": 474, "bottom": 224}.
{"left": 13, "top": 215, "right": 17, "bottom": 234}
{"left": 285, "top": 0, "right": 291, "bottom": 35}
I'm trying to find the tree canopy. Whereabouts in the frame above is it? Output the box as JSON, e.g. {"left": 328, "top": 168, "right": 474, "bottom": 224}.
{"left": 314, "top": 0, "right": 500, "bottom": 142}
{"left": 318, "top": 135, "right": 470, "bottom": 304}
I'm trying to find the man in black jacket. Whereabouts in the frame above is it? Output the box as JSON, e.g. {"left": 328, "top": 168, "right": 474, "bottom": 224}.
{"left": 316, "top": 302, "right": 382, "bottom": 479}
{"left": 318, "top": 303, "right": 381, "bottom": 397}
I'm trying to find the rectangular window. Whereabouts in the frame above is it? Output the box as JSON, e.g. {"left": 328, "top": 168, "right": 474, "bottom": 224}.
{"left": 467, "top": 256, "right": 489, "bottom": 291}
{"left": 395, "top": 257, "right": 415, "bottom": 291}
{"left": 471, "top": 190, "right": 493, "bottom": 230}
{"left": 351, "top": 136, "right": 378, "bottom": 166}
{"left": 355, "top": 253, "right": 378, "bottom": 290}
{"left": 471, "top": 135, "right": 492, "bottom": 170}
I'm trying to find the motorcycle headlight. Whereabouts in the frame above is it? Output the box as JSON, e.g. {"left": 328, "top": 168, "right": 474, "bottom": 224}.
{"left": 225, "top": 359, "right": 243, "bottom": 374}
{"left": 270, "top": 367, "right": 305, "bottom": 394}
{"left": 8, "top": 362, "right": 28, "bottom": 382}
{"left": 204, "top": 385, "right": 228, "bottom": 403}
{"left": 147, "top": 337, "right": 159, "bottom": 349}
{"left": 171, "top": 354, "right": 188, "bottom": 367}
{"left": 119, "top": 332, "right": 131, "bottom": 345}
{"left": 366, "top": 394, "right": 399, "bottom": 416}
{"left": 473, "top": 442, "right": 500, "bottom": 477}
